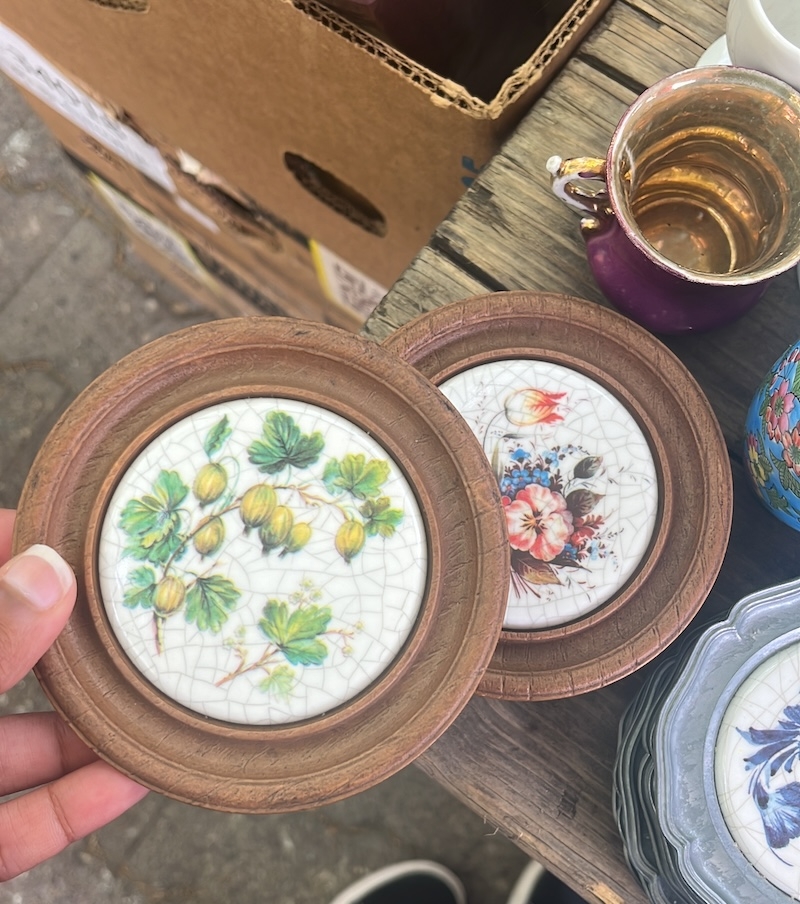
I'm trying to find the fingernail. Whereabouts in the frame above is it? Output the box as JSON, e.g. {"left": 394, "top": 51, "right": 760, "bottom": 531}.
{"left": 1, "top": 545, "right": 75, "bottom": 611}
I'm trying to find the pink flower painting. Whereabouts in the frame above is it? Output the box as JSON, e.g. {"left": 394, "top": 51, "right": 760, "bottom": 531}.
{"left": 504, "top": 484, "right": 573, "bottom": 562}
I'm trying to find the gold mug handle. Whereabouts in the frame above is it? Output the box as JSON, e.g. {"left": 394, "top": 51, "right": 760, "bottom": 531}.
{"left": 546, "top": 155, "right": 613, "bottom": 220}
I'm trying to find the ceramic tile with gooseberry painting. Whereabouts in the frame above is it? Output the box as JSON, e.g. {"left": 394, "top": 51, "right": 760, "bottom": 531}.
{"left": 439, "top": 359, "right": 659, "bottom": 629}
{"left": 97, "top": 397, "right": 427, "bottom": 726}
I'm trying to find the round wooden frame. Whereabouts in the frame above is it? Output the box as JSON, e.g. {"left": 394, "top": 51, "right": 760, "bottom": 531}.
{"left": 382, "top": 291, "right": 733, "bottom": 701}
{"left": 13, "top": 318, "right": 509, "bottom": 813}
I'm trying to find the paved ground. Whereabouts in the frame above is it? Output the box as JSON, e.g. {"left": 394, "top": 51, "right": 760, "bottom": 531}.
{"left": 0, "top": 73, "right": 531, "bottom": 904}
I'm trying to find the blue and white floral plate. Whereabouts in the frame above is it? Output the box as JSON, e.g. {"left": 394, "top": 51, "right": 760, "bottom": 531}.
{"left": 656, "top": 577, "right": 800, "bottom": 903}
{"left": 613, "top": 621, "right": 710, "bottom": 904}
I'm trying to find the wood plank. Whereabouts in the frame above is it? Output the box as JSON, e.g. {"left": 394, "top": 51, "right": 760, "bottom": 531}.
{"left": 663, "top": 271, "right": 800, "bottom": 449}
{"left": 413, "top": 457, "right": 800, "bottom": 904}
{"left": 364, "top": 2, "right": 800, "bottom": 901}
{"left": 417, "top": 690, "right": 643, "bottom": 904}
{"left": 579, "top": 0, "right": 708, "bottom": 88}
{"left": 362, "top": 246, "right": 489, "bottom": 342}
{"left": 624, "top": 0, "right": 726, "bottom": 50}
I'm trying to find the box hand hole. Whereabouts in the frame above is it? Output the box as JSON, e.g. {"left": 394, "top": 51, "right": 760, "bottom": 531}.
{"left": 86, "top": 0, "right": 149, "bottom": 10}
{"left": 284, "top": 152, "right": 386, "bottom": 237}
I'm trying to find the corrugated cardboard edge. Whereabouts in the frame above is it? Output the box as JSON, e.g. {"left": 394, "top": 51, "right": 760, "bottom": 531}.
{"left": 496, "top": 0, "right": 613, "bottom": 107}
{"left": 291, "top": 0, "right": 613, "bottom": 126}
{"left": 291, "top": 0, "right": 483, "bottom": 113}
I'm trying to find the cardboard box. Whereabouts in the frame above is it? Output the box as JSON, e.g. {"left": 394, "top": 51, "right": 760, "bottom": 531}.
{"left": 3, "top": 62, "right": 367, "bottom": 328}
{"left": 0, "top": 0, "right": 612, "bottom": 292}
{"left": 85, "top": 170, "right": 319, "bottom": 324}
{"left": 157, "top": 147, "right": 383, "bottom": 325}
{"left": 85, "top": 161, "right": 367, "bottom": 329}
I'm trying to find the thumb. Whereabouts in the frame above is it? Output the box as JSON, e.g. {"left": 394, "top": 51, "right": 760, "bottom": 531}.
{"left": 0, "top": 545, "right": 76, "bottom": 692}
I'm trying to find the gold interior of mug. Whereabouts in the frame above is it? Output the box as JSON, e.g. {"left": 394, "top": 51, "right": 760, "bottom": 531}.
{"left": 609, "top": 66, "right": 800, "bottom": 284}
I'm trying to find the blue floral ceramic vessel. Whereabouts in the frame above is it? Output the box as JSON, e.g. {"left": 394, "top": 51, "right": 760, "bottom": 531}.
{"left": 745, "top": 341, "right": 800, "bottom": 531}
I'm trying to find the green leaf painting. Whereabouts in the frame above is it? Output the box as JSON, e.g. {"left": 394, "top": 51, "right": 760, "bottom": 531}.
{"left": 767, "top": 484, "right": 794, "bottom": 514}
{"left": 119, "top": 469, "right": 189, "bottom": 565}
{"left": 359, "top": 496, "right": 404, "bottom": 538}
{"left": 185, "top": 575, "right": 241, "bottom": 633}
{"left": 217, "top": 583, "right": 352, "bottom": 689}
{"left": 259, "top": 600, "right": 332, "bottom": 665}
{"left": 204, "top": 416, "right": 232, "bottom": 458}
{"left": 259, "top": 665, "right": 295, "bottom": 699}
{"left": 122, "top": 566, "right": 157, "bottom": 610}
{"left": 248, "top": 411, "right": 324, "bottom": 474}
{"left": 115, "top": 407, "right": 404, "bottom": 694}
{"left": 280, "top": 636, "right": 328, "bottom": 667}
{"left": 772, "top": 451, "right": 800, "bottom": 498}
{"left": 323, "top": 453, "right": 390, "bottom": 499}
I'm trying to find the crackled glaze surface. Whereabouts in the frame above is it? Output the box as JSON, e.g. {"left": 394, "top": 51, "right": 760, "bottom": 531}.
{"left": 440, "top": 359, "right": 658, "bottom": 629}
{"left": 716, "top": 640, "right": 800, "bottom": 898}
{"left": 98, "top": 398, "right": 427, "bottom": 725}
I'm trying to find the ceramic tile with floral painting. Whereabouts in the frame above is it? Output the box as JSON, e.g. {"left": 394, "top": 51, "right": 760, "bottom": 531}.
{"left": 715, "top": 640, "right": 800, "bottom": 898}
{"left": 381, "top": 291, "right": 731, "bottom": 701}
{"left": 439, "top": 359, "right": 659, "bottom": 629}
{"left": 655, "top": 579, "right": 800, "bottom": 904}
{"left": 17, "top": 316, "right": 511, "bottom": 812}
{"left": 98, "top": 397, "right": 427, "bottom": 726}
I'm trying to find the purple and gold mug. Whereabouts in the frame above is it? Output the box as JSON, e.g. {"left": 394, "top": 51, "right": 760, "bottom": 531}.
{"left": 547, "top": 66, "right": 800, "bottom": 334}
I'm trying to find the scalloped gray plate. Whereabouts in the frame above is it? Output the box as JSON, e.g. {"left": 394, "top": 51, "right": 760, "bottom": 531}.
{"left": 656, "top": 578, "right": 800, "bottom": 904}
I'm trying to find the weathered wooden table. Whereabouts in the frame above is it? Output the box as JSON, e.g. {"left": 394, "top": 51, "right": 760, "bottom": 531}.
{"left": 363, "top": 0, "right": 800, "bottom": 900}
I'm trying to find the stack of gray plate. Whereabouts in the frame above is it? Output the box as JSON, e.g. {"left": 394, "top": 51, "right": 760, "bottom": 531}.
{"left": 614, "top": 578, "right": 800, "bottom": 904}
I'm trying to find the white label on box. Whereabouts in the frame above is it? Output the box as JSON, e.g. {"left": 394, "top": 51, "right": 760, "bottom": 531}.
{"left": 310, "top": 241, "right": 387, "bottom": 319}
{"left": 89, "top": 174, "right": 211, "bottom": 283}
{"left": 0, "top": 23, "right": 175, "bottom": 193}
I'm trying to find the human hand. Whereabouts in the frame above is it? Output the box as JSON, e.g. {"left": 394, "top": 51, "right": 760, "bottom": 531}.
{"left": 0, "top": 509, "right": 148, "bottom": 881}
